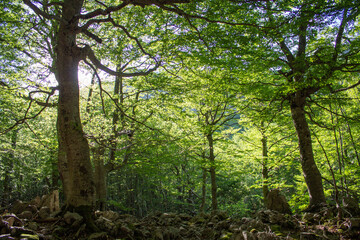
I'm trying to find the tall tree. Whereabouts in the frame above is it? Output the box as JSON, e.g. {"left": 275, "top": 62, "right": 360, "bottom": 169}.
{"left": 170, "top": 66, "right": 240, "bottom": 212}
{"left": 224, "top": 0, "right": 360, "bottom": 210}
{"left": 23, "top": 0, "right": 192, "bottom": 226}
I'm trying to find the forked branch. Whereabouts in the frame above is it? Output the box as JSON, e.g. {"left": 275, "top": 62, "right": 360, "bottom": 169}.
{"left": 23, "top": 0, "right": 63, "bottom": 22}
{"left": 0, "top": 88, "right": 56, "bottom": 135}
{"left": 83, "top": 45, "right": 160, "bottom": 77}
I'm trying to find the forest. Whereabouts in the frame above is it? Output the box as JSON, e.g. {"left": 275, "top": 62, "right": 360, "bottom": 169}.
{"left": 1, "top": 0, "right": 360, "bottom": 239}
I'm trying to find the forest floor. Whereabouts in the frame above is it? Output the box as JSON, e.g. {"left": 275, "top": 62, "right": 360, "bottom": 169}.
{"left": 1, "top": 202, "right": 360, "bottom": 240}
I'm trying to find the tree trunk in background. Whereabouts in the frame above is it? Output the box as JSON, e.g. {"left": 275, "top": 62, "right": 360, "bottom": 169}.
{"left": 93, "top": 146, "right": 107, "bottom": 211}
{"left": 2, "top": 129, "right": 18, "bottom": 207}
{"left": 290, "top": 93, "right": 326, "bottom": 209}
{"left": 55, "top": 0, "right": 96, "bottom": 223}
{"left": 85, "top": 72, "right": 107, "bottom": 211}
{"left": 209, "top": 167, "right": 217, "bottom": 212}
{"left": 199, "top": 167, "right": 207, "bottom": 213}
{"left": 109, "top": 65, "right": 123, "bottom": 163}
{"left": 206, "top": 133, "right": 218, "bottom": 212}
{"left": 261, "top": 130, "right": 269, "bottom": 206}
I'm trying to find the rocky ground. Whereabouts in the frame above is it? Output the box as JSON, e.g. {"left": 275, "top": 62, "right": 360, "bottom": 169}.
{"left": 1, "top": 202, "right": 360, "bottom": 240}
{"left": 1, "top": 190, "right": 360, "bottom": 239}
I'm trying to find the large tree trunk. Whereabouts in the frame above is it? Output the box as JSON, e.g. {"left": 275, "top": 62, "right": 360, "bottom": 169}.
{"left": 290, "top": 93, "right": 326, "bottom": 209}
{"left": 56, "top": 0, "right": 95, "bottom": 218}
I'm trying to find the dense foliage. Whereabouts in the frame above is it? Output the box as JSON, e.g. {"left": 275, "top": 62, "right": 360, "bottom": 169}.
{"left": 1, "top": 0, "right": 359, "bottom": 219}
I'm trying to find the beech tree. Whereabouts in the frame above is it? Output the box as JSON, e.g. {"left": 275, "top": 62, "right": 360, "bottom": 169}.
{"left": 223, "top": 0, "right": 360, "bottom": 210}
{"left": 22, "top": 0, "right": 192, "bottom": 225}
{"left": 2, "top": 0, "right": 358, "bottom": 223}
{"left": 166, "top": 66, "right": 241, "bottom": 212}
{"left": 269, "top": 1, "right": 359, "bottom": 209}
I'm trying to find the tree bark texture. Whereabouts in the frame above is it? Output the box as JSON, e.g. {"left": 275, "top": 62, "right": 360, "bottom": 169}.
{"left": 290, "top": 92, "right": 326, "bottom": 207}
{"left": 56, "top": 0, "right": 95, "bottom": 209}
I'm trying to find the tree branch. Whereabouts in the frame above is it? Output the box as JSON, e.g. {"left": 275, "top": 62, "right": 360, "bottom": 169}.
{"left": 278, "top": 40, "right": 295, "bottom": 64}
{"left": 0, "top": 88, "right": 56, "bottom": 135}
{"left": 22, "top": 88, "right": 58, "bottom": 107}
{"left": 23, "top": 0, "right": 62, "bottom": 21}
{"left": 154, "top": 2, "right": 267, "bottom": 29}
{"left": 0, "top": 80, "right": 9, "bottom": 87}
{"left": 78, "top": 16, "right": 111, "bottom": 32}
{"left": 24, "top": 122, "right": 56, "bottom": 152}
{"left": 82, "top": 29, "right": 103, "bottom": 43}
{"left": 131, "top": 0, "right": 190, "bottom": 6}
{"left": 181, "top": 8, "right": 211, "bottom": 51}
{"left": 76, "top": 2, "right": 129, "bottom": 19}
{"left": 84, "top": 61, "right": 107, "bottom": 115}
{"left": 83, "top": 45, "right": 160, "bottom": 77}
{"left": 332, "top": 8, "right": 348, "bottom": 62}
{"left": 308, "top": 96, "right": 359, "bottom": 121}
{"left": 304, "top": 108, "right": 333, "bottom": 130}
{"left": 331, "top": 79, "right": 360, "bottom": 93}
{"left": 101, "top": 88, "right": 156, "bottom": 132}
{"left": 108, "top": 18, "right": 154, "bottom": 57}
